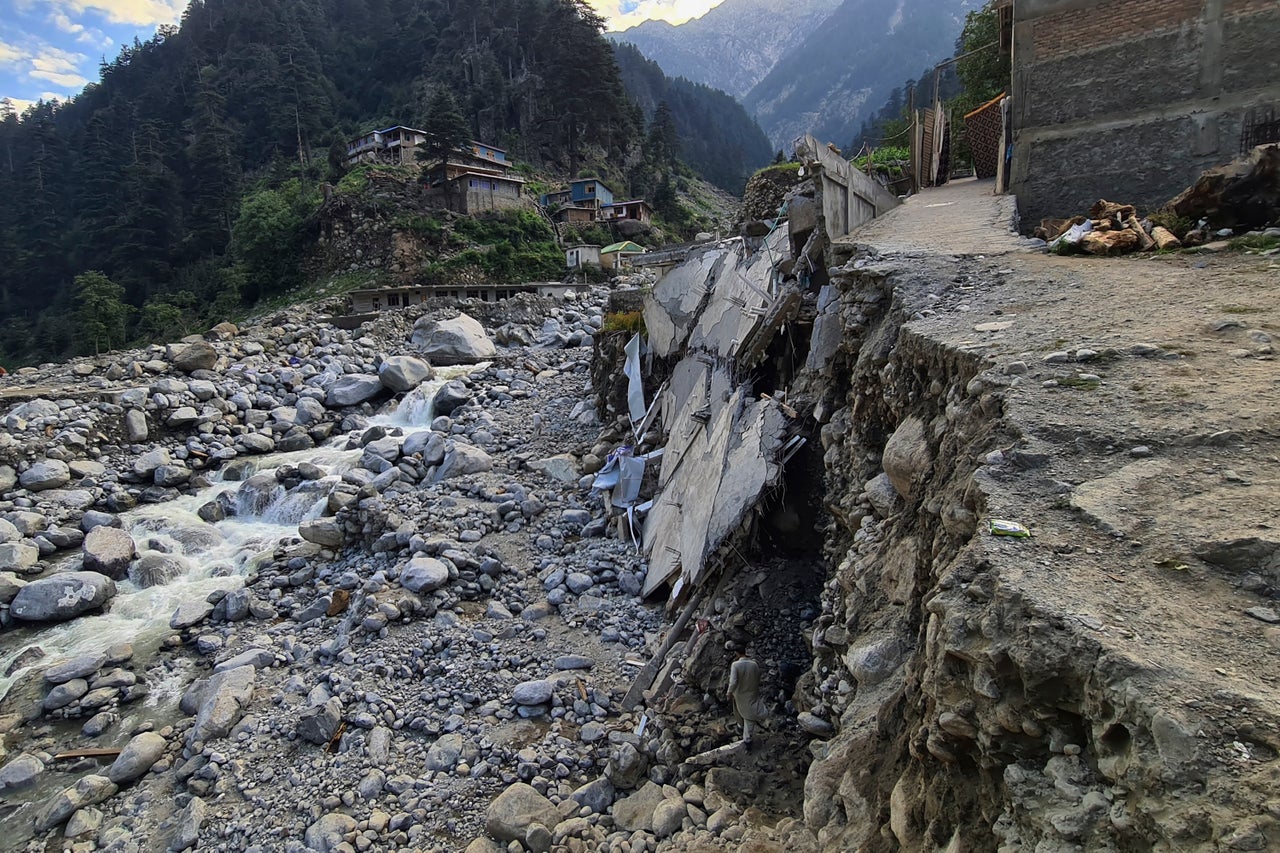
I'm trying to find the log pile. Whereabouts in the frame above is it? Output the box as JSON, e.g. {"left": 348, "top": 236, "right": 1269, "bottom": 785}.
{"left": 1034, "top": 199, "right": 1182, "bottom": 256}
{"left": 1034, "top": 144, "right": 1280, "bottom": 257}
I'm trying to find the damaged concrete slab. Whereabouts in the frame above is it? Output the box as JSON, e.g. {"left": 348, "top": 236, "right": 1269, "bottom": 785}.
{"left": 635, "top": 227, "right": 802, "bottom": 599}
{"left": 641, "top": 389, "right": 790, "bottom": 596}
{"left": 688, "top": 230, "right": 788, "bottom": 359}
{"left": 643, "top": 245, "right": 734, "bottom": 358}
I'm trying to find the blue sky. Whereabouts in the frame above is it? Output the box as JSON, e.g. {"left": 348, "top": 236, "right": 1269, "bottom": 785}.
{"left": 0, "top": 0, "right": 725, "bottom": 112}
{"left": 0, "top": 0, "right": 189, "bottom": 111}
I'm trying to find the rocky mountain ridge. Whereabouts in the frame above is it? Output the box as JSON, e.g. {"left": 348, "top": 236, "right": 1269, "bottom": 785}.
{"left": 610, "top": 0, "right": 842, "bottom": 99}
{"left": 616, "top": 0, "right": 976, "bottom": 149}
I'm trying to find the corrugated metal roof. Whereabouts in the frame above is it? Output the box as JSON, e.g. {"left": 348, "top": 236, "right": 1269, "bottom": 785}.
{"left": 601, "top": 241, "right": 646, "bottom": 254}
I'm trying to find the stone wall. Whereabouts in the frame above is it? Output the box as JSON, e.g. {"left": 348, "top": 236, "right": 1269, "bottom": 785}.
{"left": 1009, "top": 0, "right": 1280, "bottom": 223}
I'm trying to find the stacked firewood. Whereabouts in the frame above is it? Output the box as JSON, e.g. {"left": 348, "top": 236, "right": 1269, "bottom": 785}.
{"left": 1035, "top": 200, "right": 1182, "bottom": 256}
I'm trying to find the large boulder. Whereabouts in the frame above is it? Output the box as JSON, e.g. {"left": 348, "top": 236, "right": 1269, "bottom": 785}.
{"left": 107, "top": 732, "right": 167, "bottom": 784}
{"left": 299, "top": 519, "right": 345, "bottom": 548}
{"left": 612, "top": 781, "right": 666, "bottom": 832}
{"left": 133, "top": 448, "right": 172, "bottom": 479}
{"left": 189, "top": 665, "right": 256, "bottom": 744}
{"left": 431, "top": 380, "right": 472, "bottom": 416}
{"left": 82, "top": 526, "right": 137, "bottom": 580}
{"left": 297, "top": 698, "right": 343, "bottom": 745}
{"left": 172, "top": 341, "right": 219, "bottom": 373}
{"left": 0, "top": 543, "right": 40, "bottom": 572}
{"left": 881, "top": 417, "right": 932, "bottom": 500}
{"left": 10, "top": 572, "right": 116, "bottom": 622}
{"left": 0, "top": 753, "right": 45, "bottom": 792}
{"left": 433, "top": 444, "right": 493, "bottom": 482}
{"left": 19, "top": 460, "right": 71, "bottom": 492}
{"left": 326, "top": 375, "right": 384, "bottom": 408}
{"left": 0, "top": 571, "right": 27, "bottom": 604}
{"left": 400, "top": 556, "right": 449, "bottom": 594}
{"left": 512, "top": 680, "right": 553, "bottom": 706}
{"left": 6, "top": 399, "right": 60, "bottom": 425}
{"left": 411, "top": 313, "right": 496, "bottom": 365}
{"left": 378, "top": 356, "right": 435, "bottom": 393}
{"left": 425, "top": 732, "right": 464, "bottom": 771}
{"left": 205, "top": 322, "right": 239, "bottom": 341}
{"left": 130, "top": 552, "right": 188, "bottom": 588}
{"left": 485, "top": 782, "right": 561, "bottom": 842}
{"left": 304, "top": 813, "right": 358, "bottom": 853}
{"left": 34, "top": 775, "right": 117, "bottom": 832}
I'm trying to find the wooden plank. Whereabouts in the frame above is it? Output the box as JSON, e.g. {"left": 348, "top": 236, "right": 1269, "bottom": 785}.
{"left": 53, "top": 748, "right": 121, "bottom": 761}
{"left": 622, "top": 589, "right": 706, "bottom": 710}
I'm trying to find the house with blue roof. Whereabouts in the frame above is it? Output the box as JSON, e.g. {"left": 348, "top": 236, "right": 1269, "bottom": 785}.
{"left": 345, "top": 126, "right": 429, "bottom": 167}
{"left": 539, "top": 178, "right": 618, "bottom": 223}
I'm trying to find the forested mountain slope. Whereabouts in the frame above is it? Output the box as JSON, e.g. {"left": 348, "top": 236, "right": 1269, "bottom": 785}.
{"left": 612, "top": 42, "right": 773, "bottom": 194}
{"left": 0, "top": 0, "right": 697, "bottom": 365}
{"left": 742, "top": 0, "right": 974, "bottom": 147}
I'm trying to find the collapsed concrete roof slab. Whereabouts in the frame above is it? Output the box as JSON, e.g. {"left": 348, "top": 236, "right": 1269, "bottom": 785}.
{"left": 689, "top": 230, "right": 789, "bottom": 360}
{"left": 644, "top": 245, "right": 735, "bottom": 358}
{"left": 642, "top": 385, "right": 790, "bottom": 597}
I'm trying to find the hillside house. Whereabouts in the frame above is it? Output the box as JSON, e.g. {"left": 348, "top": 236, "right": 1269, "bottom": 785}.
{"left": 600, "top": 199, "right": 653, "bottom": 225}
{"left": 422, "top": 141, "right": 526, "bottom": 214}
{"left": 540, "top": 179, "right": 620, "bottom": 224}
{"left": 346, "top": 126, "right": 428, "bottom": 167}
{"left": 569, "top": 178, "right": 614, "bottom": 211}
{"left": 600, "top": 240, "right": 646, "bottom": 270}
{"left": 566, "top": 244, "right": 602, "bottom": 269}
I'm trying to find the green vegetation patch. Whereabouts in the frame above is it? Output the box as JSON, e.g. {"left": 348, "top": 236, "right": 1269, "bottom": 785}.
{"left": 602, "top": 311, "right": 646, "bottom": 335}
{"left": 751, "top": 162, "right": 802, "bottom": 182}
{"left": 1229, "top": 234, "right": 1280, "bottom": 253}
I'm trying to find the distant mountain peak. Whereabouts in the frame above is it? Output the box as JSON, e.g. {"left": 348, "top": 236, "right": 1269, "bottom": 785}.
{"left": 610, "top": 0, "right": 843, "bottom": 99}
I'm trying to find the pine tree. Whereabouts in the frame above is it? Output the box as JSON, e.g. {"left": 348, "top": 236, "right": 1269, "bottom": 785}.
{"left": 73, "top": 271, "right": 130, "bottom": 355}
{"left": 418, "top": 88, "right": 471, "bottom": 157}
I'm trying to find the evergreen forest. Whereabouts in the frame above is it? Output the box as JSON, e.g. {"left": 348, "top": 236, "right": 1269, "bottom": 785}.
{"left": 0, "top": 0, "right": 769, "bottom": 367}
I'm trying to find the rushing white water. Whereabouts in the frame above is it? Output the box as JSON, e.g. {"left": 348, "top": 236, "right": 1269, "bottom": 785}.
{"left": 0, "top": 365, "right": 480, "bottom": 700}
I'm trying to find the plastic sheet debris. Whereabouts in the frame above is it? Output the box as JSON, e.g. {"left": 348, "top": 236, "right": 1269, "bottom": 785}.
{"left": 1048, "top": 219, "right": 1092, "bottom": 251}
{"left": 624, "top": 334, "right": 646, "bottom": 428}
{"left": 989, "top": 519, "right": 1031, "bottom": 537}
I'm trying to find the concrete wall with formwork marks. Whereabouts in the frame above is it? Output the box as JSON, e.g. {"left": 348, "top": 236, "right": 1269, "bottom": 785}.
{"left": 1009, "top": 0, "right": 1280, "bottom": 224}
{"left": 638, "top": 230, "right": 796, "bottom": 598}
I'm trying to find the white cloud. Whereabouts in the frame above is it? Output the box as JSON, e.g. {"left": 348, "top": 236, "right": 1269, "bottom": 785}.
{"left": 29, "top": 46, "right": 89, "bottom": 88}
{"left": 0, "top": 40, "right": 26, "bottom": 66}
{"left": 37, "top": 0, "right": 187, "bottom": 27}
{"left": 590, "top": 0, "right": 726, "bottom": 31}
{"left": 50, "top": 11, "right": 85, "bottom": 34}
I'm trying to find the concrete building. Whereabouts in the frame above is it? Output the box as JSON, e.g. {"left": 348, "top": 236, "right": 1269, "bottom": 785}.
{"left": 345, "top": 126, "right": 429, "bottom": 167}
{"left": 346, "top": 282, "right": 576, "bottom": 315}
{"left": 1009, "top": 0, "right": 1280, "bottom": 223}
{"left": 422, "top": 141, "right": 526, "bottom": 214}
{"left": 566, "top": 245, "right": 602, "bottom": 269}
{"left": 600, "top": 240, "right": 646, "bottom": 270}
{"left": 600, "top": 199, "right": 654, "bottom": 225}
{"left": 540, "top": 179, "right": 619, "bottom": 223}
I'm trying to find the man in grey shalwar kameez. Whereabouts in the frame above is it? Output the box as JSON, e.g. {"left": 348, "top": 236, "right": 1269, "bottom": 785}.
{"left": 727, "top": 649, "right": 768, "bottom": 749}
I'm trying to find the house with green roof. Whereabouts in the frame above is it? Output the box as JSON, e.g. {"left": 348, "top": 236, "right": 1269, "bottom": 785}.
{"left": 600, "top": 241, "right": 646, "bottom": 270}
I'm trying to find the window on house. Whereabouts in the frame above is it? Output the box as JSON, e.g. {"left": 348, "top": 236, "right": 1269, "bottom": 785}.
{"left": 372, "top": 298, "right": 381, "bottom": 310}
{"left": 388, "top": 294, "right": 400, "bottom": 306}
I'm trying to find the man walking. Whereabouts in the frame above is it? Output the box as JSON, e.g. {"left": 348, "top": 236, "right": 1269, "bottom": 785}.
{"left": 727, "top": 648, "right": 768, "bottom": 750}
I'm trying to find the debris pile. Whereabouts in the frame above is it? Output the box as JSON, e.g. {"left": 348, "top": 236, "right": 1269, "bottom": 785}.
{"left": 1034, "top": 199, "right": 1182, "bottom": 255}
{"left": 1036, "top": 144, "right": 1280, "bottom": 257}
